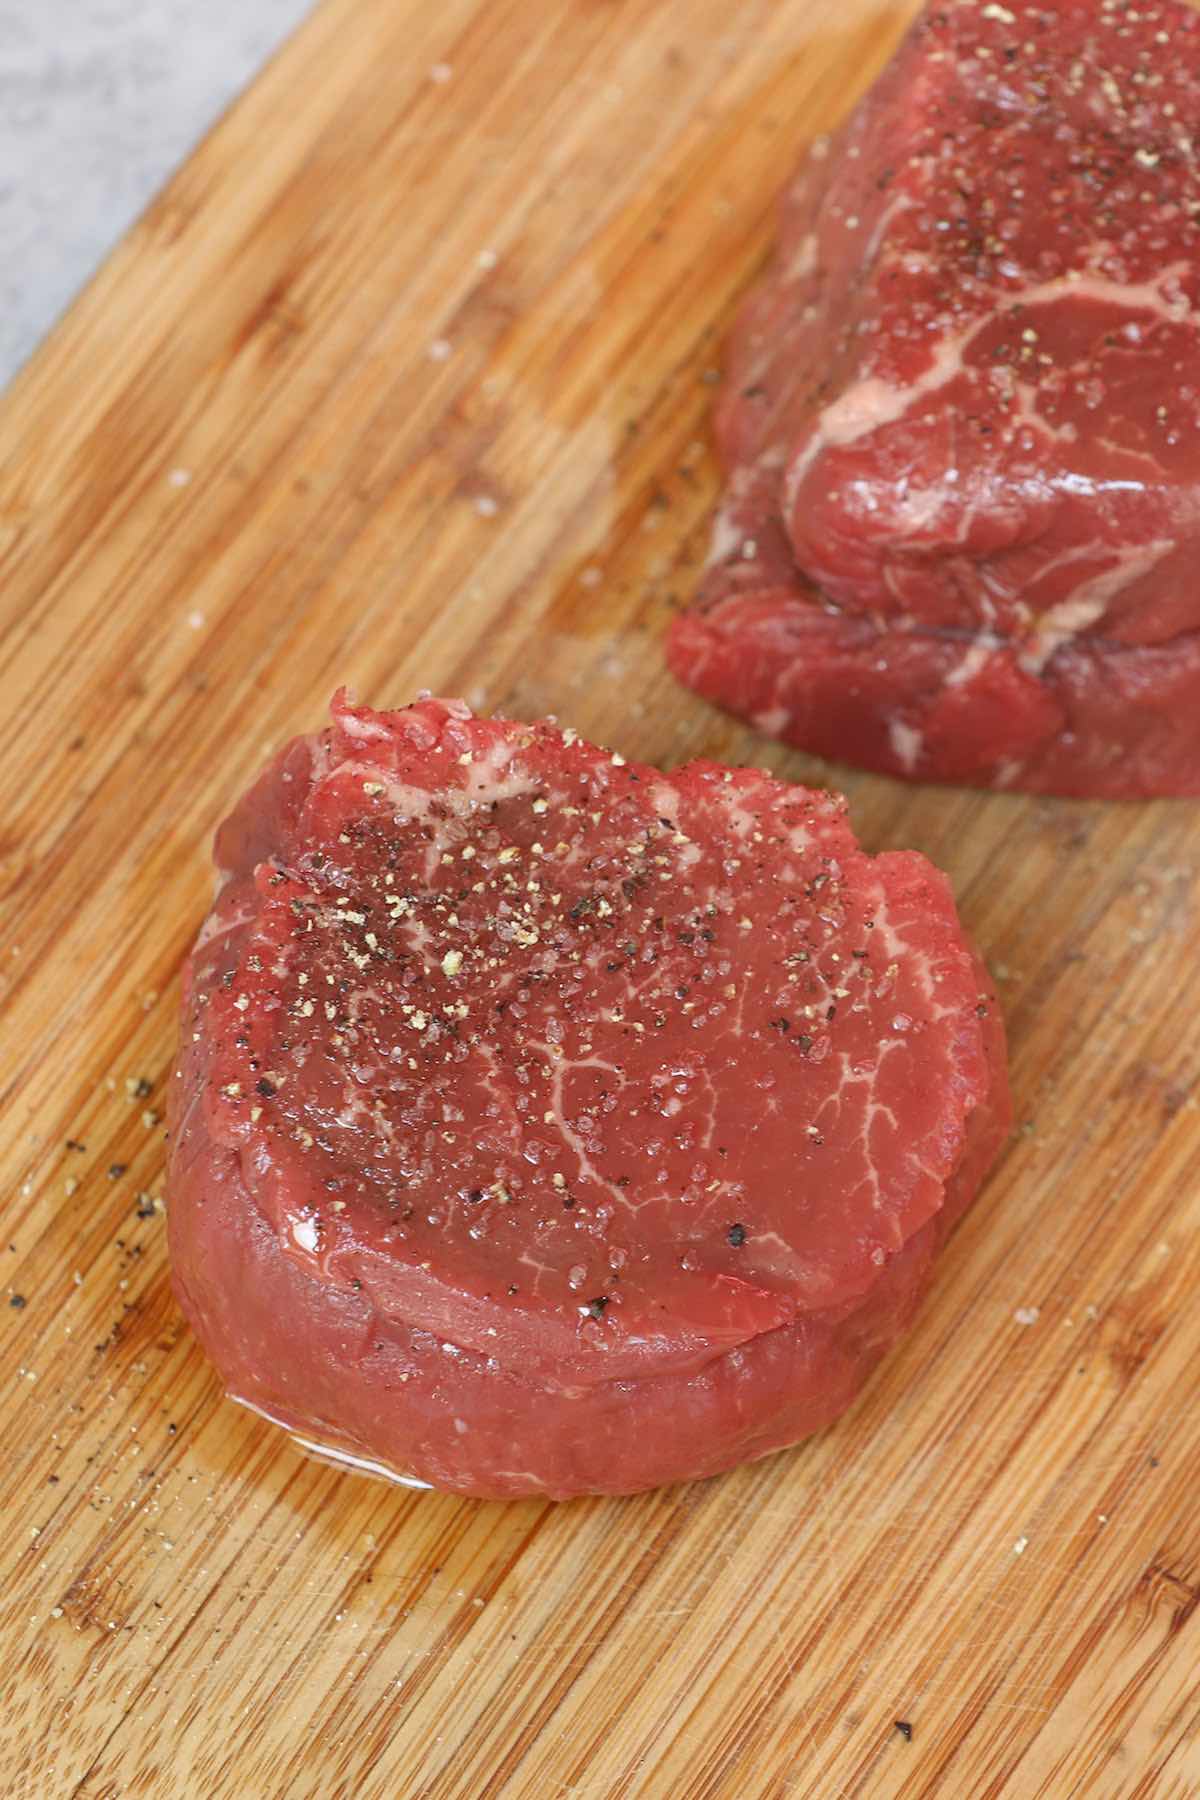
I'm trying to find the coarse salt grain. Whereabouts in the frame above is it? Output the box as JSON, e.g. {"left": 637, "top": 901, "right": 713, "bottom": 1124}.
{"left": 291, "top": 1217, "right": 319, "bottom": 1253}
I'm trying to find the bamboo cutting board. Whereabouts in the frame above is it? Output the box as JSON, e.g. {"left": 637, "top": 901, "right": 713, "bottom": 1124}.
{"left": 3, "top": 0, "right": 1200, "bottom": 1792}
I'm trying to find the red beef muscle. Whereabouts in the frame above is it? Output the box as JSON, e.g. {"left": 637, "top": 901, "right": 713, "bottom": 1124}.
{"left": 168, "top": 695, "right": 1010, "bottom": 1498}
{"left": 669, "top": 0, "right": 1200, "bottom": 795}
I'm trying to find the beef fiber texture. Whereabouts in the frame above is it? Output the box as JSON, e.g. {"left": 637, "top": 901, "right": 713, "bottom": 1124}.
{"left": 669, "top": 0, "right": 1200, "bottom": 796}
{"left": 168, "top": 695, "right": 1010, "bottom": 1498}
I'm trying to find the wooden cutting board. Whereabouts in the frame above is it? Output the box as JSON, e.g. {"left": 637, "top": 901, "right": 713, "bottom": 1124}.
{"left": 3, "top": 1, "right": 1200, "bottom": 1792}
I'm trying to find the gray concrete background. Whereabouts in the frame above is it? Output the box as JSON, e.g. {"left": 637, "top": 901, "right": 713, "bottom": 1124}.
{"left": 0, "top": 1, "right": 313, "bottom": 387}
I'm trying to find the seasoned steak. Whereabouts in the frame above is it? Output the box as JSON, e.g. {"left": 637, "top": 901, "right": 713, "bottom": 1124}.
{"left": 670, "top": 0, "right": 1200, "bottom": 795}
{"left": 168, "top": 694, "right": 1010, "bottom": 1497}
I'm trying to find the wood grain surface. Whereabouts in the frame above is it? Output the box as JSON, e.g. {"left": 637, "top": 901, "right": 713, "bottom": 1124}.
{"left": 2, "top": 1, "right": 1199, "bottom": 1793}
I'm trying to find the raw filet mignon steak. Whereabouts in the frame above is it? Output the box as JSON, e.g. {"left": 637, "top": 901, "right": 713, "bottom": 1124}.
{"left": 168, "top": 694, "right": 1010, "bottom": 1498}
{"left": 669, "top": 0, "right": 1200, "bottom": 796}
